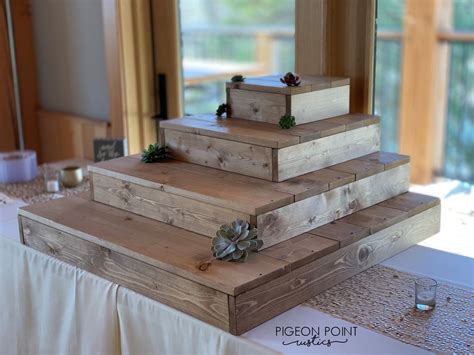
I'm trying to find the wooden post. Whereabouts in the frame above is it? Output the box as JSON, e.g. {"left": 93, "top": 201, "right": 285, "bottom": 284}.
{"left": 295, "top": 0, "right": 376, "bottom": 114}
{"left": 102, "top": 0, "right": 156, "bottom": 154}
{"left": 0, "top": 0, "right": 17, "bottom": 151}
{"left": 8, "top": 0, "right": 40, "bottom": 156}
{"left": 151, "top": 0, "right": 184, "bottom": 119}
{"left": 399, "top": 0, "right": 449, "bottom": 183}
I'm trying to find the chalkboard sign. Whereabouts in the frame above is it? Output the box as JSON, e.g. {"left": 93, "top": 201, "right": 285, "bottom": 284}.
{"left": 93, "top": 138, "right": 128, "bottom": 162}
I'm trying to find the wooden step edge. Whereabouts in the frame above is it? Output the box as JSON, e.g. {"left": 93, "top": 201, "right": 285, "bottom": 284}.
{"left": 89, "top": 152, "right": 407, "bottom": 218}
{"left": 88, "top": 163, "right": 294, "bottom": 216}
{"left": 18, "top": 204, "right": 291, "bottom": 297}
{"left": 233, "top": 203, "right": 441, "bottom": 334}
{"left": 326, "top": 151, "right": 409, "bottom": 181}
{"left": 262, "top": 192, "right": 440, "bottom": 271}
{"left": 160, "top": 113, "right": 380, "bottom": 148}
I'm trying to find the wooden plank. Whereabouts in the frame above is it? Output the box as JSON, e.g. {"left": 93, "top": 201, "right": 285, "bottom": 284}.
{"left": 357, "top": 151, "right": 410, "bottom": 170}
{"left": 90, "top": 156, "right": 294, "bottom": 215}
{"left": 153, "top": 156, "right": 330, "bottom": 202}
{"left": 257, "top": 164, "right": 409, "bottom": 248}
{"left": 228, "top": 89, "right": 286, "bottom": 123}
{"left": 38, "top": 111, "right": 108, "bottom": 162}
{"left": 300, "top": 168, "right": 355, "bottom": 189}
{"left": 276, "top": 124, "right": 380, "bottom": 181}
{"left": 92, "top": 173, "right": 251, "bottom": 238}
{"left": 235, "top": 204, "right": 441, "bottom": 334}
{"left": 379, "top": 191, "right": 441, "bottom": 217}
{"left": 325, "top": 113, "right": 380, "bottom": 130}
{"left": 21, "top": 216, "right": 231, "bottom": 331}
{"left": 309, "top": 220, "right": 370, "bottom": 248}
{"left": 164, "top": 129, "right": 273, "bottom": 180}
{"left": 286, "top": 119, "right": 345, "bottom": 142}
{"left": 329, "top": 158, "right": 384, "bottom": 180}
{"left": 339, "top": 205, "right": 408, "bottom": 234}
{"left": 160, "top": 115, "right": 300, "bottom": 148}
{"left": 19, "top": 195, "right": 290, "bottom": 296}
{"left": 260, "top": 233, "right": 338, "bottom": 270}
{"left": 290, "top": 85, "right": 350, "bottom": 124}
{"left": 226, "top": 75, "right": 349, "bottom": 95}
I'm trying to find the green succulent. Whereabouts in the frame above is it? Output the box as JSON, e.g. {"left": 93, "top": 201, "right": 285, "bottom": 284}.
{"left": 141, "top": 143, "right": 168, "bottom": 163}
{"left": 231, "top": 74, "right": 245, "bottom": 83}
{"left": 216, "top": 103, "right": 228, "bottom": 117}
{"left": 279, "top": 115, "right": 296, "bottom": 129}
{"left": 211, "top": 219, "right": 263, "bottom": 262}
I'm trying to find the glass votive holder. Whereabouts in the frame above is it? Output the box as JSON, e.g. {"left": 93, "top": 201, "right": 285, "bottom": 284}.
{"left": 43, "top": 165, "right": 60, "bottom": 193}
{"left": 415, "top": 277, "right": 437, "bottom": 311}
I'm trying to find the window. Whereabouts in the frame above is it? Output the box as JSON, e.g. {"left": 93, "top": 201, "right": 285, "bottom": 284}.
{"left": 179, "top": 0, "right": 294, "bottom": 114}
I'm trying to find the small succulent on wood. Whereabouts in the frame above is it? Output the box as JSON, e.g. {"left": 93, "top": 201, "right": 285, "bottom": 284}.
{"left": 216, "top": 103, "right": 228, "bottom": 117}
{"left": 211, "top": 219, "right": 262, "bottom": 262}
{"left": 231, "top": 74, "right": 245, "bottom": 83}
{"left": 279, "top": 115, "right": 296, "bottom": 129}
{"left": 280, "top": 72, "right": 301, "bottom": 87}
{"left": 141, "top": 143, "right": 168, "bottom": 163}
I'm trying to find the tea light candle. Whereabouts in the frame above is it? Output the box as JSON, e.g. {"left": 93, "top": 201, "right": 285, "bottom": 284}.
{"left": 46, "top": 179, "right": 59, "bottom": 193}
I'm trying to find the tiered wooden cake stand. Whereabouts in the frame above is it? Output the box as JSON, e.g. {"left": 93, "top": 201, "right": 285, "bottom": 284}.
{"left": 19, "top": 75, "right": 440, "bottom": 335}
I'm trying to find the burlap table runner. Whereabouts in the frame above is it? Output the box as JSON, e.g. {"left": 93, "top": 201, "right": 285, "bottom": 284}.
{"left": 0, "top": 166, "right": 90, "bottom": 204}
{"left": 304, "top": 264, "right": 473, "bottom": 353}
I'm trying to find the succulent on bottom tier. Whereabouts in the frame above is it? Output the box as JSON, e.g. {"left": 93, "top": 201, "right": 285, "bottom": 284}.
{"left": 211, "top": 219, "right": 263, "bottom": 262}
{"left": 141, "top": 143, "right": 168, "bottom": 163}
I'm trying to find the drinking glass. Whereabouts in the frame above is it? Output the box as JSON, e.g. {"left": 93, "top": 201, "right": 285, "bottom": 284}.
{"left": 415, "top": 277, "right": 437, "bottom": 311}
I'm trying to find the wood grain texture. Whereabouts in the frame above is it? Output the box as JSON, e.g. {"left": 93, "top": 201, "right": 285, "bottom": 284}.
{"left": 162, "top": 113, "right": 379, "bottom": 146}
{"left": 21, "top": 217, "right": 231, "bottom": 331}
{"left": 325, "top": 113, "right": 379, "bottom": 130}
{"left": 276, "top": 124, "right": 380, "bottom": 181}
{"left": 290, "top": 85, "right": 350, "bottom": 124}
{"left": 19, "top": 195, "right": 289, "bottom": 296}
{"left": 234, "top": 204, "right": 441, "bottom": 334}
{"left": 257, "top": 164, "right": 409, "bottom": 248}
{"left": 38, "top": 111, "right": 108, "bottom": 162}
{"left": 300, "top": 168, "right": 355, "bottom": 189}
{"left": 329, "top": 158, "right": 384, "bottom": 180}
{"left": 226, "top": 75, "right": 349, "bottom": 95}
{"left": 379, "top": 192, "right": 441, "bottom": 217}
{"left": 160, "top": 115, "right": 300, "bottom": 148}
{"left": 164, "top": 129, "right": 273, "bottom": 180}
{"left": 89, "top": 156, "right": 294, "bottom": 215}
{"left": 339, "top": 205, "right": 408, "bottom": 234}
{"left": 92, "top": 173, "right": 250, "bottom": 238}
{"left": 228, "top": 89, "right": 286, "bottom": 123}
{"left": 260, "top": 233, "right": 339, "bottom": 270}
{"left": 358, "top": 151, "right": 410, "bottom": 170}
{"left": 309, "top": 220, "right": 370, "bottom": 248}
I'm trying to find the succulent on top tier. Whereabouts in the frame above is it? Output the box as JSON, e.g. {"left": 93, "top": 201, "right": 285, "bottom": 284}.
{"left": 280, "top": 72, "right": 301, "bottom": 87}
{"left": 141, "top": 143, "right": 168, "bottom": 163}
{"left": 231, "top": 74, "right": 245, "bottom": 83}
{"left": 211, "top": 219, "right": 263, "bottom": 262}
